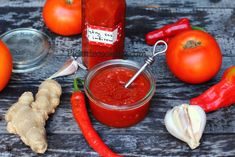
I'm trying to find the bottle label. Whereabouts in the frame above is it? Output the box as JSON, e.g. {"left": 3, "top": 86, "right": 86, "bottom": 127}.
{"left": 86, "top": 23, "right": 122, "bottom": 47}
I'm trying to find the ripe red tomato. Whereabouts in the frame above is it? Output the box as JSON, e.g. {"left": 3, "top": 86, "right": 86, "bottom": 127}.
{"left": 0, "top": 41, "right": 13, "bottom": 91}
{"left": 43, "top": 0, "right": 82, "bottom": 36}
{"left": 166, "top": 30, "right": 222, "bottom": 84}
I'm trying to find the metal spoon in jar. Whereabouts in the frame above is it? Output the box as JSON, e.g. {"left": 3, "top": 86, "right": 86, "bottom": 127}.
{"left": 125, "top": 40, "right": 168, "bottom": 88}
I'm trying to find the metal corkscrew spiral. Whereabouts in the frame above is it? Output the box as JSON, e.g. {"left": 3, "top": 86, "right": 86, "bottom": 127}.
{"left": 125, "top": 40, "right": 168, "bottom": 88}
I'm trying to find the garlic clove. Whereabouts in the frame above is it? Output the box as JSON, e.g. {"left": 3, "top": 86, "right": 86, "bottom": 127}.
{"left": 164, "top": 104, "right": 206, "bottom": 149}
{"left": 187, "top": 105, "right": 206, "bottom": 142}
{"left": 165, "top": 109, "right": 187, "bottom": 142}
{"left": 76, "top": 57, "right": 87, "bottom": 70}
{"left": 48, "top": 57, "right": 79, "bottom": 79}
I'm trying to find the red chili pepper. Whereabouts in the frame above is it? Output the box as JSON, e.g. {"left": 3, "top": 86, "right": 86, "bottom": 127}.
{"left": 146, "top": 18, "right": 192, "bottom": 46}
{"left": 190, "top": 66, "right": 235, "bottom": 112}
{"left": 71, "top": 78, "right": 123, "bottom": 157}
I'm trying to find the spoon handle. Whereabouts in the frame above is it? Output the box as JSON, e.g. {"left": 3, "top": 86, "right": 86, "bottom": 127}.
{"left": 125, "top": 62, "right": 149, "bottom": 88}
{"left": 124, "top": 40, "right": 168, "bottom": 89}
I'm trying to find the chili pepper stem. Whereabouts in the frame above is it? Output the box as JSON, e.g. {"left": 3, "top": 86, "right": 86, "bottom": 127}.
{"left": 66, "top": 0, "right": 73, "bottom": 5}
{"left": 192, "top": 26, "right": 206, "bottom": 32}
{"left": 73, "top": 78, "right": 84, "bottom": 92}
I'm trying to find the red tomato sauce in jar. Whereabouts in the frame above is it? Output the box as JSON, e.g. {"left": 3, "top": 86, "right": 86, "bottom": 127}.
{"left": 89, "top": 67, "right": 150, "bottom": 106}
{"left": 85, "top": 62, "right": 155, "bottom": 128}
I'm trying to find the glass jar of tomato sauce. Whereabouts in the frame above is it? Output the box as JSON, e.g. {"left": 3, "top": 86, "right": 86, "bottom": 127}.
{"left": 82, "top": 0, "right": 126, "bottom": 69}
{"left": 84, "top": 59, "right": 156, "bottom": 128}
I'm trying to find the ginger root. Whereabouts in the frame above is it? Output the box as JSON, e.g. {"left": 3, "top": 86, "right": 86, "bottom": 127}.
{"left": 5, "top": 80, "right": 62, "bottom": 154}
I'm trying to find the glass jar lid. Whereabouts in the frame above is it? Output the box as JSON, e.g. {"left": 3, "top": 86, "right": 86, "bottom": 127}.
{"left": 0, "top": 28, "right": 52, "bottom": 73}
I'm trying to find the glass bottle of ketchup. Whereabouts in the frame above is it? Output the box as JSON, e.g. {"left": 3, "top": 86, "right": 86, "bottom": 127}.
{"left": 82, "top": 0, "right": 126, "bottom": 69}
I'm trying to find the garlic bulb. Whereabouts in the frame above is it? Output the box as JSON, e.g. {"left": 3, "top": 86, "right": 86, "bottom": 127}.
{"left": 164, "top": 104, "right": 206, "bottom": 149}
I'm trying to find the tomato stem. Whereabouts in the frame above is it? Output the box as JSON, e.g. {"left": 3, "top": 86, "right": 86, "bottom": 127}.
{"left": 66, "top": 0, "right": 73, "bottom": 5}
{"left": 184, "top": 40, "right": 202, "bottom": 49}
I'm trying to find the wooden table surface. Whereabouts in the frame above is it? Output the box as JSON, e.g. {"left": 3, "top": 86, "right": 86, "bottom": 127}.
{"left": 0, "top": 0, "right": 235, "bottom": 156}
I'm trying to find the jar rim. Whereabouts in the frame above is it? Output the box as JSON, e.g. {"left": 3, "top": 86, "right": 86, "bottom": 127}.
{"left": 84, "top": 59, "right": 156, "bottom": 110}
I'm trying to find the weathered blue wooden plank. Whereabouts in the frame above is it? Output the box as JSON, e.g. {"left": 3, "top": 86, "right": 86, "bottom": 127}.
{"left": 1, "top": 0, "right": 235, "bottom": 8}
{"left": 0, "top": 134, "right": 235, "bottom": 157}
{"left": 0, "top": 2, "right": 234, "bottom": 157}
